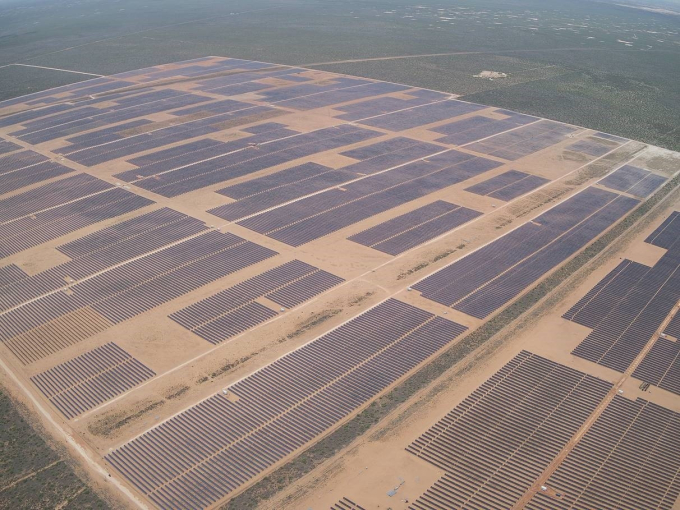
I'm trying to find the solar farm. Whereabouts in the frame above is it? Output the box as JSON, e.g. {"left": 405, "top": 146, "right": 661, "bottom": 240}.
{"left": 0, "top": 56, "right": 679, "bottom": 510}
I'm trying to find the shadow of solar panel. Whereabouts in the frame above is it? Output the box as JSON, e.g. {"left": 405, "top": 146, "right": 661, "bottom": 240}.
{"left": 30, "top": 342, "right": 155, "bottom": 419}
{"left": 407, "top": 351, "right": 611, "bottom": 510}
{"left": 360, "top": 99, "right": 485, "bottom": 131}
{"left": 633, "top": 337, "right": 680, "bottom": 396}
{"left": 106, "top": 299, "right": 467, "bottom": 510}
{"left": 572, "top": 234, "right": 680, "bottom": 373}
{"left": 646, "top": 211, "right": 680, "bottom": 250}
{"left": 525, "top": 396, "right": 680, "bottom": 510}
{"left": 562, "top": 259, "right": 650, "bottom": 329}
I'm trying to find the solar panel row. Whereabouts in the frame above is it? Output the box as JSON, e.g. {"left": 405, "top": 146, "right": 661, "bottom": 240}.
{"left": 572, "top": 228, "right": 680, "bottom": 372}
{"left": 464, "top": 169, "right": 550, "bottom": 201}
{"left": 407, "top": 351, "right": 611, "bottom": 510}
{"left": 665, "top": 311, "right": 680, "bottom": 339}
{"left": 348, "top": 200, "right": 481, "bottom": 255}
{"left": 0, "top": 264, "right": 27, "bottom": 286}
{"left": 562, "top": 259, "right": 651, "bottom": 329}
{"left": 526, "top": 396, "right": 680, "bottom": 510}
{"left": 115, "top": 126, "right": 298, "bottom": 183}
{"left": 0, "top": 231, "right": 277, "bottom": 362}
{"left": 31, "top": 342, "right": 155, "bottom": 419}
{"left": 465, "top": 120, "right": 578, "bottom": 161}
{"left": 415, "top": 188, "right": 638, "bottom": 318}
{"left": 598, "top": 164, "right": 666, "bottom": 198}
{"left": 633, "top": 337, "right": 680, "bottom": 396}
{"left": 106, "top": 299, "right": 468, "bottom": 510}
{"left": 239, "top": 150, "right": 501, "bottom": 246}
{"left": 0, "top": 139, "right": 21, "bottom": 154}
{"left": 330, "top": 497, "right": 366, "bottom": 510}
{"left": 169, "top": 259, "right": 344, "bottom": 344}
{"left": 133, "top": 124, "right": 380, "bottom": 197}
{"left": 645, "top": 210, "right": 680, "bottom": 250}
{"left": 0, "top": 209, "right": 207, "bottom": 311}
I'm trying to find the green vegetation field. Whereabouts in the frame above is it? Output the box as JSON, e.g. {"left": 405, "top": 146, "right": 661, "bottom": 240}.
{"left": 0, "top": 391, "right": 109, "bottom": 510}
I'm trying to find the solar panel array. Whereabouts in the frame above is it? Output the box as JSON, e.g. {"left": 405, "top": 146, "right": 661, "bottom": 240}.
{"left": 209, "top": 162, "right": 358, "bottom": 221}
{"left": 464, "top": 169, "right": 549, "bottom": 201}
{"left": 632, "top": 337, "right": 680, "bottom": 396}
{"left": 330, "top": 498, "right": 366, "bottom": 510}
{"left": 465, "top": 120, "right": 578, "bottom": 160}
{"left": 359, "top": 99, "right": 485, "bottom": 131}
{"left": 238, "top": 150, "right": 502, "bottom": 246}
{"left": 0, "top": 174, "right": 154, "bottom": 257}
{"left": 0, "top": 150, "right": 74, "bottom": 196}
{"left": 430, "top": 109, "right": 537, "bottom": 146}
{"left": 415, "top": 187, "right": 639, "bottom": 318}
{"left": 566, "top": 137, "right": 617, "bottom": 157}
{"left": 335, "top": 89, "right": 448, "bottom": 122}
{"left": 0, "top": 139, "right": 22, "bottom": 154}
{"left": 169, "top": 260, "right": 344, "bottom": 344}
{"left": 665, "top": 312, "right": 680, "bottom": 339}
{"left": 31, "top": 342, "right": 155, "bottom": 419}
{"left": 348, "top": 200, "right": 481, "bottom": 255}
{"left": 0, "top": 231, "right": 277, "bottom": 363}
{"left": 562, "top": 259, "right": 651, "bottom": 329}
{"left": 0, "top": 263, "right": 27, "bottom": 286}
{"left": 526, "top": 396, "right": 680, "bottom": 510}
{"left": 130, "top": 124, "right": 380, "bottom": 197}
{"left": 572, "top": 221, "right": 680, "bottom": 373}
{"left": 106, "top": 299, "right": 468, "bottom": 510}
{"left": 598, "top": 164, "right": 667, "bottom": 198}
{"left": 0, "top": 208, "right": 208, "bottom": 312}
{"left": 406, "top": 351, "right": 611, "bottom": 510}
{"left": 645, "top": 210, "right": 680, "bottom": 250}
